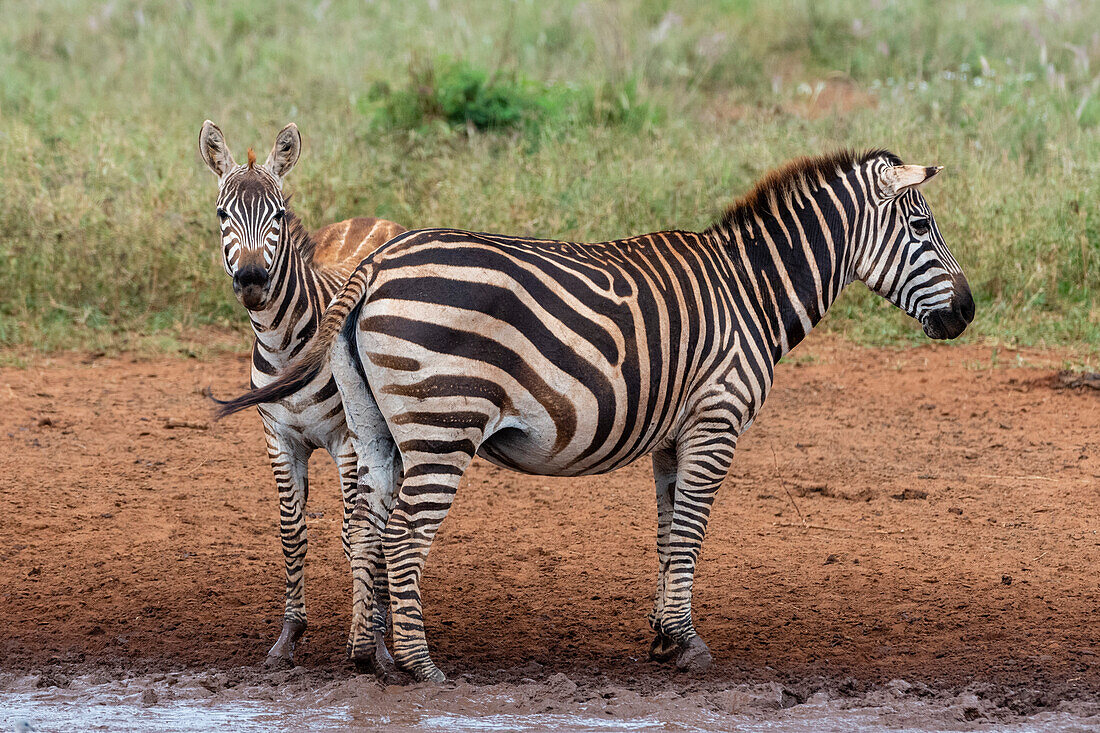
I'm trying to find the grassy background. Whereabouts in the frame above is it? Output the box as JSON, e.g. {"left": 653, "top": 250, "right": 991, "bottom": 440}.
{"left": 1, "top": 0, "right": 1097, "bottom": 357}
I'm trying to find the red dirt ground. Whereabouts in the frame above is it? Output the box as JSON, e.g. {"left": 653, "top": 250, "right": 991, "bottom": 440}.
{"left": 2, "top": 341, "right": 1098, "bottom": 695}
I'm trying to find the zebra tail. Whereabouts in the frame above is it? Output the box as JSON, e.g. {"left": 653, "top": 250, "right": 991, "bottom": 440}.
{"left": 211, "top": 261, "right": 375, "bottom": 420}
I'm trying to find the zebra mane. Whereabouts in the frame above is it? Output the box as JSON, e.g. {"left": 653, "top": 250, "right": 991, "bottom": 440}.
{"left": 280, "top": 194, "right": 319, "bottom": 268}
{"left": 707, "top": 148, "right": 902, "bottom": 234}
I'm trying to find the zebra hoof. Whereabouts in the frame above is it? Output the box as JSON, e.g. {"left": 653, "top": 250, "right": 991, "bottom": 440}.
{"left": 266, "top": 619, "right": 306, "bottom": 667}
{"left": 373, "top": 629, "right": 396, "bottom": 674}
{"left": 674, "top": 635, "right": 713, "bottom": 674}
{"left": 418, "top": 665, "right": 447, "bottom": 683}
{"left": 263, "top": 654, "right": 294, "bottom": 669}
{"left": 350, "top": 637, "right": 397, "bottom": 680}
{"left": 648, "top": 632, "right": 679, "bottom": 663}
{"left": 352, "top": 651, "right": 397, "bottom": 680}
{"left": 397, "top": 659, "right": 446, "bottom": 683}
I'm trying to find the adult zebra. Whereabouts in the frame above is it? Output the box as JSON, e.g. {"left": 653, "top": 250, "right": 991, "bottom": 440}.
{"left": 198, "top": 121, "right": 406, "bottom": 666}
{"left": 217, "top": 149, "right": 974, "bottom": 681}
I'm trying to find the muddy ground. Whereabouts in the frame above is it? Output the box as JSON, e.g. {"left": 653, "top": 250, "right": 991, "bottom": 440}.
{"left": 1, "top": 341, "right": 1099, "bottom": 727}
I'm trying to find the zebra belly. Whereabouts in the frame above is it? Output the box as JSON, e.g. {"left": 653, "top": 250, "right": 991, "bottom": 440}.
{"left": 371, "top": 360, "right": 670, "bottom": 478}
{"left": 473, "top": 423, "right": 658, "bottom": 477}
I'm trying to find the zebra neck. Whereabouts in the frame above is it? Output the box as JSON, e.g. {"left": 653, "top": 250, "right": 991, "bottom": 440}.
{"left": 247, "top": 227, "right": 325, "bottom": 372}
{"left": 719, "top": 185, "right": 859, "bottom": 362}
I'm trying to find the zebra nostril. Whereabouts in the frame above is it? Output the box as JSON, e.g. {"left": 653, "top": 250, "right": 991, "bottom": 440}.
{"left": 233, "top": 265, "right": 269, "bottom": 290}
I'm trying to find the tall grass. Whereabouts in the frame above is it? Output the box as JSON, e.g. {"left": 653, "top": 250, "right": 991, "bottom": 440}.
{"left": 0, "top": 0, "right": 1097, "bottom": 355}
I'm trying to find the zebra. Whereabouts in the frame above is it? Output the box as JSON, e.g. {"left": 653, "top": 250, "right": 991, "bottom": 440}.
{"left": 215, "top": 149, "right": 974, "bottom": 681}
{"left": 198, "top": 121, "right": 406, "bottom": 667}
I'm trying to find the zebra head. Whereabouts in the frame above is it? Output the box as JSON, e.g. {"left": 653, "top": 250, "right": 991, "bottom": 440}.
{"left": 857, "top": 158, "right": 974, "bottom": 340}
{"left": 198, "top": 121, "right": 301, "bottom": 310}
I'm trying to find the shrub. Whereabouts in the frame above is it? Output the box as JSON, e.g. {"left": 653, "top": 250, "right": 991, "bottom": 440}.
{"left": 363, "top": 59, "right": 536, "bottom": 132}
{"left": 362, "top": 58, "right": 660, "bottom": 135}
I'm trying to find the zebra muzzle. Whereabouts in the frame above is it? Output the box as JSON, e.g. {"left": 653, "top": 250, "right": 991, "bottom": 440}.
{"left": 233, "top": 264, "right": 270, "bottom": 310}
{"left": 922, "top": 276, "right": 974, "bottom": 340}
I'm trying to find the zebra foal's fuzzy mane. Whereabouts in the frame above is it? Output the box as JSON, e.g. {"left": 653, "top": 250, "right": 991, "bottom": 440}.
{"left": 707, "top": 148, "right": 902, "bottom": 234}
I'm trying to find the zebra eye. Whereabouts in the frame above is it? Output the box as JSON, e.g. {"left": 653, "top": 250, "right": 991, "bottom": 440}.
{"left": 273, "top": 209, "right": 285, "bottom": 223}
{"left": 911, "top": 218, "right": 930, "bottom": 236}
{"left": 216, "top": 208, "right": 228, "bottom": 222}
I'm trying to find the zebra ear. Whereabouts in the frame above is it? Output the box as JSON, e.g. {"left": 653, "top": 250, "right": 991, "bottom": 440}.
{"left": 878, "top": 164, "right": 941, "bottom": 197}
{"left": 265, "top": 123, "right": 301, "bottom": 180}
{"left": 199, "top": 120, "right": 236, "bottom": 178}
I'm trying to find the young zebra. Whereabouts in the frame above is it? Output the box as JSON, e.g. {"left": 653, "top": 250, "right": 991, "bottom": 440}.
{"left": 198, "top": 121, "right": 406, "bottom": 666}
{"left": 218, "top": 149, "right": 974, "bottom": 681}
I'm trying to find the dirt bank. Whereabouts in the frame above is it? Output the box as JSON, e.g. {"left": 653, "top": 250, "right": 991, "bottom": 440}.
{"left": 1, "top": 342, "right": 1098, "bottom": 708}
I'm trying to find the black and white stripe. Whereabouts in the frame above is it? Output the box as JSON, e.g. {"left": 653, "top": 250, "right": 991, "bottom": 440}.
{"left": 218, "top": 149, "right": 973, "bottom": 681}
{"left": 216, "top": 167, "right": 282, "bottom": 275}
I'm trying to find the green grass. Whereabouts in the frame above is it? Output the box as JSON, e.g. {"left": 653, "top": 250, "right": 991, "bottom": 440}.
{"left": 0, "top": 0, "right": 1097, "bottom": 357}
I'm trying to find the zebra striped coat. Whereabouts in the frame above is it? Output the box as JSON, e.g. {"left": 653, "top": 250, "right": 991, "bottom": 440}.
{"left": 199, "top": 121, "right": 406, "bottom": 666}
{"left": 218, "top": 149, "right": 974, "bottom": 681}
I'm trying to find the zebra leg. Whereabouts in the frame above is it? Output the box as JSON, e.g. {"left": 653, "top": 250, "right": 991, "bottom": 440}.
{"left": 345, "top": 434, "right": 400, "bottom": 677}
{"left": 385, "top": 445, "right": 477, "bottom": 682}
{"left": 332, "top": 435, "right": 395, "bottom": 678}
{"left": 368, "top": 450, "right": 402, "bottom": 656}
{"left": 348, "top": 448, "right": 402, "bottom": 677}
{"left": 650, "top": 431, "right": 734, "bottom": 673}
{"left": 264, "top": 428, "right": 311, "bottom": 667}
{"left": 330, "top": 341, "right": 402, "bottom": 678}
{"left": 648, "top": 447, "right": 679, "bottom": 662}
{"left": 335, "top": 438, "right": 358, "bottom": 565}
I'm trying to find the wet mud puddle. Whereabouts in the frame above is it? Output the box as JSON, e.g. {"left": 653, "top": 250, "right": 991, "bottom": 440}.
{"left": 1, "top": 671, "right": 1097, "bottom": 733}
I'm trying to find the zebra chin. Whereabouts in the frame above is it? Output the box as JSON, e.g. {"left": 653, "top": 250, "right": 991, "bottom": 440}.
{"left": 921, "top": 310, "right": 968, "bottom": 340}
